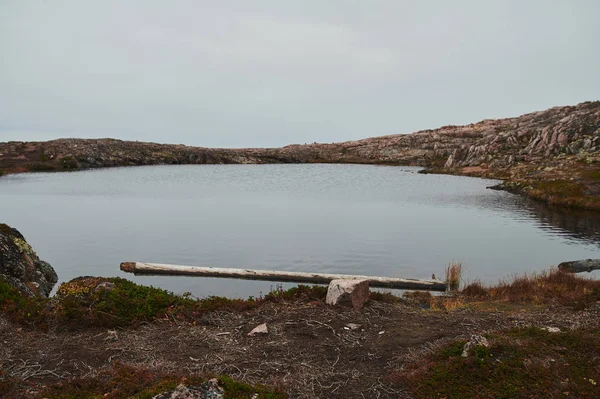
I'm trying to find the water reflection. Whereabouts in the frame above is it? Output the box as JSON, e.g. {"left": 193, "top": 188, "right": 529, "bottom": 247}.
{"left": 515, "top": 198, "right": 600, "bottom": 247}
{"left": 1, "top": 164, "right": 598, "bottom": 297}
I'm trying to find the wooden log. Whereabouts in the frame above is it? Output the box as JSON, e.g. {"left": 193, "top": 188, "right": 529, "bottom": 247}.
{"left": 558, "top": 259, "right": 600, "bottom": 273}
{"left": 120, "top": 262, "right": 447, "bottom": 291}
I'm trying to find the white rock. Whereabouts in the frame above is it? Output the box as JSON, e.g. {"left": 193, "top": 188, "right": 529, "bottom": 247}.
{"left": 542, "top": 327, "right": 561, "bottom": 333}
{"left": 248, "top": 323, "right": 268, "bottom": 336}
{"left": 461, "top": 335, "right": 489, "bottom": 357}
{"left": 325, "top": 279, "right": 370, "bottom": 310}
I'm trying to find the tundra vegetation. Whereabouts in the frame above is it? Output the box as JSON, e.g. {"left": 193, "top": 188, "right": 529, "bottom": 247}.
{"left": 1, "top": 268, "right": 599, "bottom": 398}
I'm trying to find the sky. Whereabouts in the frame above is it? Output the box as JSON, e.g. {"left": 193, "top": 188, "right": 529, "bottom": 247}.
{"left": 1, "top": 1, "right": 599, "bottom": 148}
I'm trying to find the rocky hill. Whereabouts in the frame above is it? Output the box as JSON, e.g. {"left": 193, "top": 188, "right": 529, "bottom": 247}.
{"left": 1, "top": 101, "right": 599, "bottom": 209}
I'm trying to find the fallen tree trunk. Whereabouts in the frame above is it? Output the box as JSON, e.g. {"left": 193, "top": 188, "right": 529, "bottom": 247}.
{"left": 558, "top": 259, "right": 600, "bottom": 273}
{"left": 120, "top": 262, "right": 447, "bottom": 291}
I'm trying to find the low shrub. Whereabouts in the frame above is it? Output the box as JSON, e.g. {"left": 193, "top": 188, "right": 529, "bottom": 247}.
{"left": 391, "top": 327, "right": 600, "bottom": 398}
{"left": 37, "top": 363, "right": 286, "bottom": 399}
{"left": 0, "top": 277, "right": 48, "bottom": 330}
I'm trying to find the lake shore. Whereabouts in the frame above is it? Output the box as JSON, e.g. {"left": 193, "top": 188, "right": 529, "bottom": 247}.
{"left": 2, "top": 212, "right": 600, "bottom": 397}
{"left": 1, "top": 100, "right": 599, "bottom": 397}
{"left": 2, "top": 270, "right": 600, "bottom": 398}
{"left": 2, "top": 101, "right": 599, "bottom": 211}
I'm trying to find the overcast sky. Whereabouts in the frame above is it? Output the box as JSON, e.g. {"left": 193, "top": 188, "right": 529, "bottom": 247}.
{"left": 1, "top": 1, "right": 599, "bottom": 147}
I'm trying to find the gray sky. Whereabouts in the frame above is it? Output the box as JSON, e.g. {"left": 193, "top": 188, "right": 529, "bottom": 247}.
{"left": 1, "top": 1, "right": 599, "bottom": 147}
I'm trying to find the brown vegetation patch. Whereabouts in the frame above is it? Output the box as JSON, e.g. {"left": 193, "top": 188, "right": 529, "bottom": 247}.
{"left": 461, "top": 268, "right": 600, "bottom": 309}
{"left": 2, "top": 273, "right": 600, "bottom": 397}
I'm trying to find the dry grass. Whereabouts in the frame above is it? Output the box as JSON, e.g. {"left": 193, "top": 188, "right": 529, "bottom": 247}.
{"left": 445, "top": 261, "right": 462, "bottom": 292}
{"left": 461, "top": 279, "right": 489, "bottom": 298}
{"left": 401, "top": 291, "right": 466, "bottom": 312}
{"left": 430, "top": 295, "right": 465, "bottom": 311}
{"left": 461, "top": 268, "right": 600, "bottom": 308}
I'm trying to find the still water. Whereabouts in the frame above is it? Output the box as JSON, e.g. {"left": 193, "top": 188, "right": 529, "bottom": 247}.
{"left": 1, "top": 164, "right": 598, "bottom": 297}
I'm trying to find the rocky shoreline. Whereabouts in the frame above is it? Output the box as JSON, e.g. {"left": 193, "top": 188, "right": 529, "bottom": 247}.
{"left": 2, "top": 101, "right": 599, "bottom": 210}
{"left": 1, "top": 223, "right": 600, "bottom": 398}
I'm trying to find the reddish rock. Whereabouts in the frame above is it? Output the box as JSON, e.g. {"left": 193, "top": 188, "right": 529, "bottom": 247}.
{"left": 325, "top": 279, "right": 370, "bottom": 310}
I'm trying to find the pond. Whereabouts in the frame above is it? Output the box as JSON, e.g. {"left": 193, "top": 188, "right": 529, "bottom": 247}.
{"left": 1, "top": 164, "right": 598, "bottom": 297}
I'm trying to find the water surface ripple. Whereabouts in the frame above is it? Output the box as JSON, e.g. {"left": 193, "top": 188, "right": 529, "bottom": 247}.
{"left": 1, "top": 164, "right": 598, "bottom": 297}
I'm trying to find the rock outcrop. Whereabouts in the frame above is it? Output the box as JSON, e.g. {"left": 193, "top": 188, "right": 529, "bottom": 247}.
{"left": 442, "top": 101, "right": 600, "bottom": 168}
{"left": 1, "top": 101, "right": 599, "bottom": 209}
{"left": 1, "top": 101, "right": 596, "bottom": 173}
{"left": 0, "top": 224, "right": 58, "bottom": 297}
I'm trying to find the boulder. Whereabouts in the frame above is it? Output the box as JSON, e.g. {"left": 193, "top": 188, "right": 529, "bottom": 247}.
{"left": 0, "top": 223, "right": 57, "bottom": 297}
{"left": 152, "top": 380, "right": 224, "bottom": 399}
{"left": 325, "top": 279, "right": 369, "bottom": 310}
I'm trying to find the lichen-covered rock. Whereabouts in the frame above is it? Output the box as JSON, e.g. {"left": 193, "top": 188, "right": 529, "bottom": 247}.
{"left": 0, "top": 223, "right": 57, "bottom": 297}
{"left": 152, "top": 380, "right": 224, "bottom": 399}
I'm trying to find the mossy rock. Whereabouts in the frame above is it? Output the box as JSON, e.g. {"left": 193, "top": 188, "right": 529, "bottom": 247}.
{"left": 0, "top": 223, "right": 58, "bottom": 297}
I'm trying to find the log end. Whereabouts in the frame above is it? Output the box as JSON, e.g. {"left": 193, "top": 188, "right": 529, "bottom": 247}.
{"left": 120, "top": 262, "right": 137, "bottom": 273}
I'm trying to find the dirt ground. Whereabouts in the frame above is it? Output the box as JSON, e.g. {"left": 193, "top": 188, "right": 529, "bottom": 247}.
{"left": 2, "top": 298, "right": 599, "bottom": 399}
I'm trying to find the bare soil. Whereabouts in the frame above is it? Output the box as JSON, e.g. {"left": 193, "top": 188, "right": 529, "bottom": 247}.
{"left": 2, "top": 298, "right": 599, "bottom": 398}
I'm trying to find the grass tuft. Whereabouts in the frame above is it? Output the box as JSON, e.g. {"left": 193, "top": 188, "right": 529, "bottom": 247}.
{"left": 445, "top": 261, "right": 462, "bottom": 292}
{"left": 461, "top": 268, "right": 600, "bottom": 308}
{"left": 461, "top": 279, "right": 490, "bottom": 298}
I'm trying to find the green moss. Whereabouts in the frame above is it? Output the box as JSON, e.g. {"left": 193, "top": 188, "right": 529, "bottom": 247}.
{"left": 438, "top": 341, "right": 467, "bottom": 359}
{"left": 523, "top": 178, "right": 600, "bottom": 211}
{"left": 56, "top": 277, "right": 197, "bottom": 327}
{"left": 0, "top": 277, "right": 48, "bottom": 329}
{"left": 13, "top": 237, "right": 34, "bottom": 255}
{"left": 55, "top": 278, "right": 330, "bottom": 328}
{"left": 398, "top": 327, "right": 600, "bottom": 398}
{"left": 220, "top": 375, "right": 286, "bottom": 399}
{"left": 37, "top": 364, "right": 286, "bottom": 399}
{"left": 263, "top": 284, "right": 327, "bottom": 302}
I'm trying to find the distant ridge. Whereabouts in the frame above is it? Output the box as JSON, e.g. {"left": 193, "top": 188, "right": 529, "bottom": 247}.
{"left": 1, "top": 101, "right": 599, "bottom": 210}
